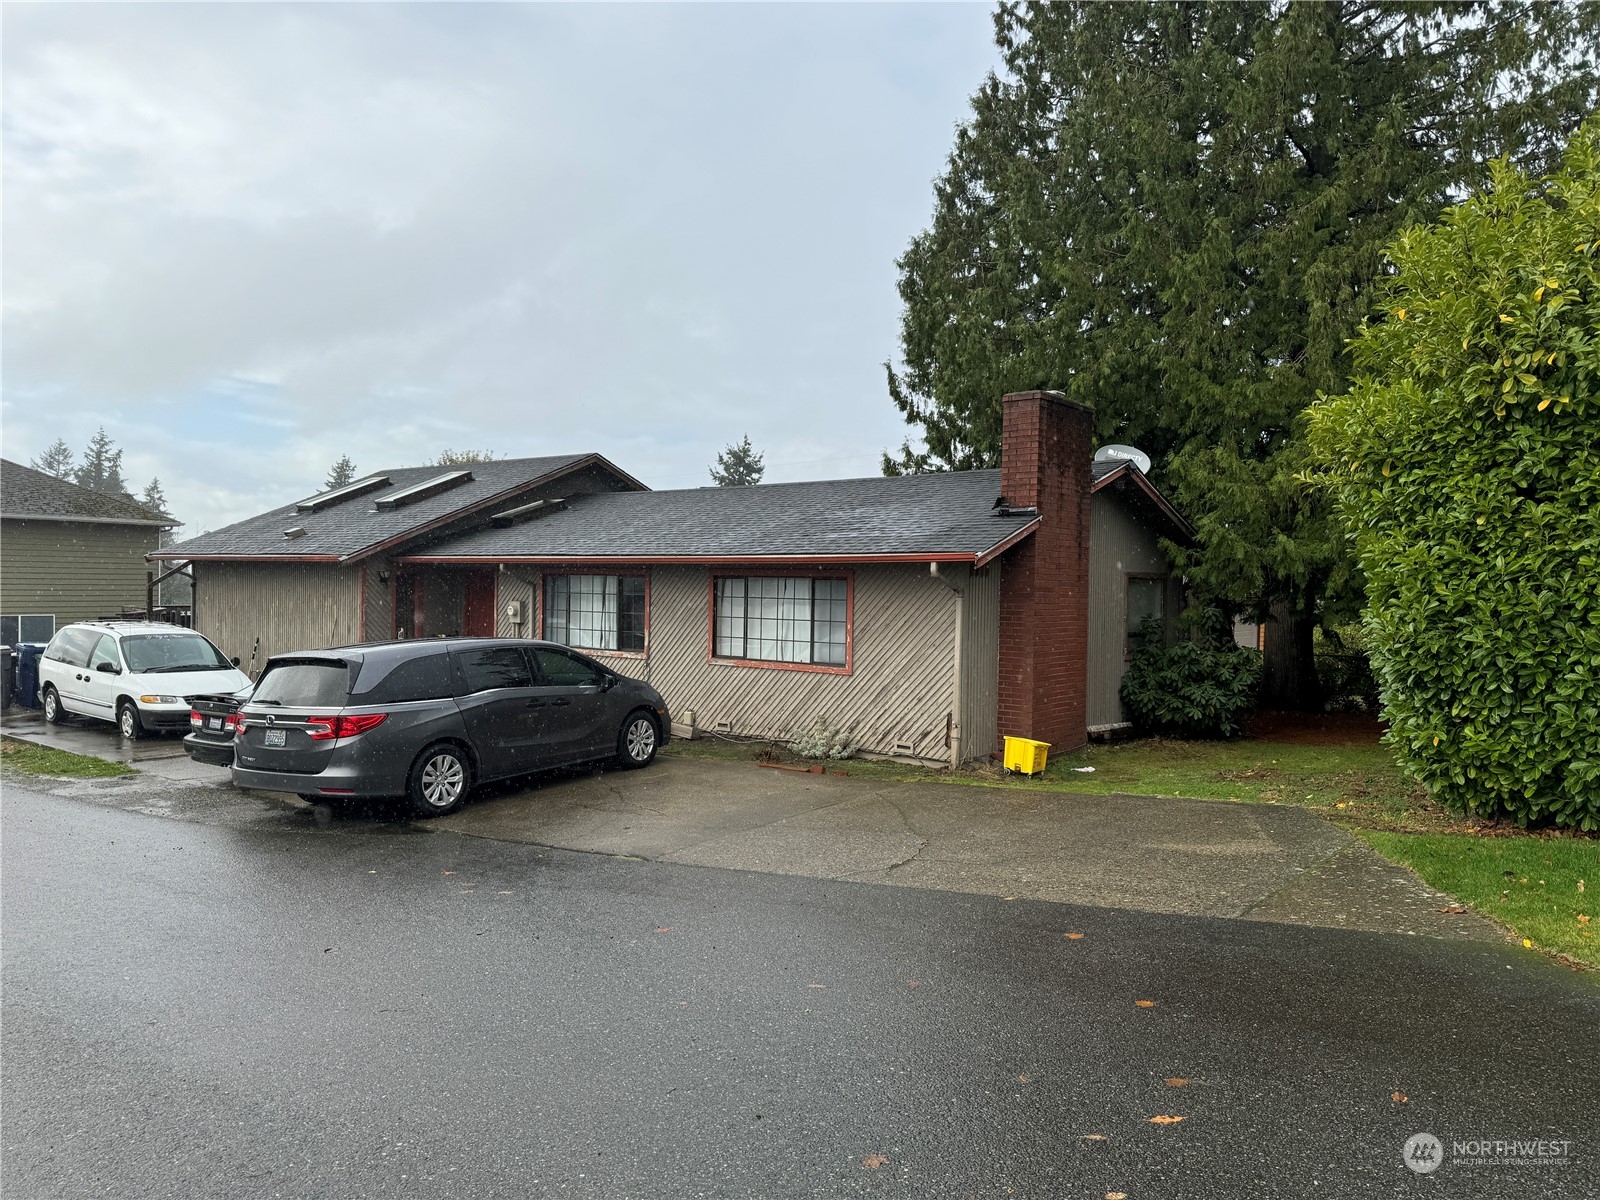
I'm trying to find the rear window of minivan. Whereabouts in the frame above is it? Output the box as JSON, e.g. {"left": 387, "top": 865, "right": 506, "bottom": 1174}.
{"left": 252, "top": 660, "right": 351, "bottom": 708}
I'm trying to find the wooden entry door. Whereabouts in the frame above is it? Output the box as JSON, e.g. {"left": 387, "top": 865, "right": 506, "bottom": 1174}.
{"left": 462, "top": 569, "right": 497, "bottom": 638}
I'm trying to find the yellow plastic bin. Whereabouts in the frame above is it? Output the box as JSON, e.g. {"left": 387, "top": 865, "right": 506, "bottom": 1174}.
{"left": 1003, "top": 736, "right": 1050, "bottom": 776}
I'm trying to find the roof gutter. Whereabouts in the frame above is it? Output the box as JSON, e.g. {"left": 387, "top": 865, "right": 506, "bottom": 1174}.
{"left": 394, "top": 551, "right": 993, "bottom": 567}
{"left": 5, "top": 512, "right": 175, "bottom": 528}
{"left": 973, "top": 517, "right": 1042, "bottom": 568}
{"left": 147, "top": 552, "right": 344, "bottom": 563}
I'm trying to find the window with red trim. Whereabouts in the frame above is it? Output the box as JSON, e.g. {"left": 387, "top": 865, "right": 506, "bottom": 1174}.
{"left": 544, "top": 574, "right": 645, "bottom": 652}
{"left": 714, "top": 576, "right": 847, "bottom": 666}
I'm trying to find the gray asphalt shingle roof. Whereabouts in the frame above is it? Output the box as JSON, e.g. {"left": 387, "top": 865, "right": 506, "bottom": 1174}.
{"left": 409, "top": 470, "right": 1035, "bottom": 562}
{"left": 0, "top": 459, "right": 173, "bottom": 525}
{"left": 154, "top": 454, "right": 606, "bottom": 561}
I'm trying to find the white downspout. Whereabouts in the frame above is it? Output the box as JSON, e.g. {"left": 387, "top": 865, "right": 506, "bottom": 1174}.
{"left": 931, "top": 562, "right": 964, "bottom": 769}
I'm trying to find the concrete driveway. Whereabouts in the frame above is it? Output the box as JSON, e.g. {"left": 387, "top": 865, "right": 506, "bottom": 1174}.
{"left": 443, "top": 755, "right": 1501, "bottom": 942}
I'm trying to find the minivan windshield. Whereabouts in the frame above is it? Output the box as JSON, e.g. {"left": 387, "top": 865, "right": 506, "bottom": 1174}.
{"left": 251, "top": 660, "right": 351, "bottom": 708}
{"left": 121, "top": 633, "right": 234, "bottom": 674}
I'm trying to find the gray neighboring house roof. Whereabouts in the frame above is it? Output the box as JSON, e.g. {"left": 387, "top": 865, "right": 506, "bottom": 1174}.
{"left": 0, "top": 459, "right": 175, "bottom": 526}
{"left": 151, "top": 454, "right": 644, "bottom": 563}
{"left": 402, "top": 470, "right": 1042, "bottom": 566}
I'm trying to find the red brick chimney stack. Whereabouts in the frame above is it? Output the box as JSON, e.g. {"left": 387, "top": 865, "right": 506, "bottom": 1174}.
{"left": 996, "top": 389, "right": 1094, "bottom": 753}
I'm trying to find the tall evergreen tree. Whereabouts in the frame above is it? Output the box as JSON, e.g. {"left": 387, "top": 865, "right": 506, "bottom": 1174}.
{"left": 324, "top": 455, "right": 357, "bottom": 489}
{"left": 710, "top": 435, "right": 765, "bottom": 487}
{"left": 73, "top": 427, "right": 129, "bottom": 494}
{"left": 140, "top": 477, "right": 170, "bottom": 515}
{"left": 886, "top": 1, "right": 1598, "bottom": 705}
{"left": 31, "top": 439, "right": 75, "bottom": 479}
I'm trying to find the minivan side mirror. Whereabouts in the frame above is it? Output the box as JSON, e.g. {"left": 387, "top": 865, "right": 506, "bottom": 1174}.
{"left": 95, "top": 662, "right": 120, "bottom": 675}
{"left": 601, "top": 674, "right": 618, "bottom": 692}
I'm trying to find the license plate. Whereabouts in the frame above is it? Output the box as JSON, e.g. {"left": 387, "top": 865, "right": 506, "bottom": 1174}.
{"left": 207, "top": 717, "right": 223, "bottom": 731}
{"left": 263, "top": 728, "right": 287, "bottom": 747}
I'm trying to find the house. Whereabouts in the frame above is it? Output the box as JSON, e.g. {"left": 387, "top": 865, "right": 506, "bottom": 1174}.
{"left": 0, "top": 458, "right": 178, "bottom": 646}
{"left": 152, "top": 393, "right": 1190, "bottom": 761}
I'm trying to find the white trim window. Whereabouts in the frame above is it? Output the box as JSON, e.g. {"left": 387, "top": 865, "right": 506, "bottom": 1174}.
{"left": 714, "top": 577, "right": 847, "bottom": 666}
{"left": 0, "top": 614, "right": 56, "bottom": 645}
{"left": 544, "top": 575, "right": 645, "bottom": 653}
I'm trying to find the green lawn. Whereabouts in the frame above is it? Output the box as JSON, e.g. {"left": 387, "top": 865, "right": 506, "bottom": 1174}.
{"left": 1358, "top": 831, "right": 1598, "bottom": 969}
{"left": 0, "top": 737, "right": 134, "bottom": 779}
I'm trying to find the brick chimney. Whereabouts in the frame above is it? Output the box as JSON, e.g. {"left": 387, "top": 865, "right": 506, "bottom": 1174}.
{"left": 996, "top": 390, "right": 1094, "bottom": 753}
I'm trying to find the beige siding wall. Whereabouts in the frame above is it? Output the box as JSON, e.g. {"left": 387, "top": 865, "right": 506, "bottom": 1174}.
{"left": 1086, "top": 491, "right": 1177, "bottom": 727}
{"left": 194, "top": 562, "right": 361, "bottom": 672}
{"left": 362, "top": 558, "right": 395, "bottom": 642}
{"left": 1, "top": 518, "right": 161, "bottom": 627}
{"left": 957, "top": 563, "right": 1001, "bottom": 761}
{"left": 502, "top": 563, "right": 961, "bottom": 761}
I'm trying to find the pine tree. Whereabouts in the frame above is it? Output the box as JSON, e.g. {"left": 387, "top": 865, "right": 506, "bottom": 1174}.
{"left": 710, "top": 436, "right": 765, "bottom": 487}
{"left": 73, "top": 428, "right": 129, "bottom": 494}
{"left": 31, "top": 439, "right": 75, "bottom": 479}
{"left": 325, "top": 456, "right": 357, "bottom": 489}
{"left": 885, "top": 1, "right": 1598, "bottom": 707}
{"left": 141, "top": 478, "right": 170, "bottom": 515}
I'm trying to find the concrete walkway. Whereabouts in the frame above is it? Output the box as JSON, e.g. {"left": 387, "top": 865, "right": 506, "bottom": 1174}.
{"left": 1, "top": 707, "right": 1502, "bottom": 942}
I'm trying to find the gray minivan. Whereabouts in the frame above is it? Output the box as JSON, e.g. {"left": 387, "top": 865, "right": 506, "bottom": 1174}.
{"left": 232, "top": 638, "right": 670, "bottom": 816}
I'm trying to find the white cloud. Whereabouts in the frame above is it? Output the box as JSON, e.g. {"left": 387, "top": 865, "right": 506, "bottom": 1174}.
{"left": 1, "top": 3, "right": 998, "bottom": 532}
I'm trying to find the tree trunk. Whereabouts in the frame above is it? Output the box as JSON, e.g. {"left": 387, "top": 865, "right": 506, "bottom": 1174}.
{"left": 1261, "top": 601, "right": 1321, "bottom": 711}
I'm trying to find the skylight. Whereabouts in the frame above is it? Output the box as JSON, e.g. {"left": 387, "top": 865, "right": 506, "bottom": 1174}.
{"left": 372, "top": 471, "right": 474, "bottom": 510}
{"left": 489, "top": 498, "right": 566, "bottom": 527}
{"left": 295, "top": 475, "right": 390, "bottom": 512}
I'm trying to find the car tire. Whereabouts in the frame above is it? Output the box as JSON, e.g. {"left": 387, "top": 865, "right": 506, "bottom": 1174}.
{"left": 42, "top": 685, "right": 64, "bottom": 724}
{"left": 406, "top": 743, "right": 471, "bottom": 818}
{"left": 117, "top": 700, "right": 144, "bottom": 740}
{"left": 616, "top": 710, "right": 659, "bottom": 770}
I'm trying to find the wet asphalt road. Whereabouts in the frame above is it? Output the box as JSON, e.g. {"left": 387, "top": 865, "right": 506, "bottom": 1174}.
{"left": 3, "top": 783, "right": 1596, "bottom": 1200}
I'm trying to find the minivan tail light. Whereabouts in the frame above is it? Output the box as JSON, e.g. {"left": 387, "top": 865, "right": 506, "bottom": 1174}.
{"left": 306, "top": 713, "right": 388, "bottom": 741}
{"left": 224, "top": 713, "right": 244, "bottom": 736}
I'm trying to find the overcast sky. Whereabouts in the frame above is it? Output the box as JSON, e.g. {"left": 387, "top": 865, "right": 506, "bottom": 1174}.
{"left": 1, "top": 2, "right": 999, "bottom": 536}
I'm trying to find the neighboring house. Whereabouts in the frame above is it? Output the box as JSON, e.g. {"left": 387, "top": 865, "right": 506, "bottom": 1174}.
{"left": 0, "top": 458, "right": 178, "bottom": 645}
{"left": 153, "top": 394, "right": 1191, "bottom": 761}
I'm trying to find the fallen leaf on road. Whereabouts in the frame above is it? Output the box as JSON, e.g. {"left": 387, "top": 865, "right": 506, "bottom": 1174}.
{"left": 807, "top": 983, "right": 827, "bottom": 989}
{"left": 862, "top": 1154, "right": 888, "bottom": 1169}
{"left": 655, "top": 927, "right": 673, "bottom": 934}
{"left": 323, "top": 947, "right": 333, "bottom": 954}
{"left": 497, "top": 890, "right": 513, "bottom": 895}
{"left": 441, "top": 870, "right": 456, "bottom": 876}
{"left": 1391, "top": 1092, "right": 1407, "bottom": 1104}
{"left": 906, "top": 979, "right": 922, "bottom": 988}
{"left": 367, "top": 870, "right": 377, "bottom": 874}
{"left": 1437, "top": 904, "right": 1467, "bottom": 914}
{"left": 1148, "top": 1115, "right": 1185, "bottom": 1125}
{"left": 1523, "top": 938, "right": 1533, "bottom": 948}
{"left": 1107, "top": 1193, "right": 1128, "bottom": 1199}
{"left": 1064, "top": 932, "right": 1085, "bottom": 940}
{"left": 1578, "top": 914, "right": 1591, "bottom": 926}
{"left": 1017, "top": 1074, "right": 1031, "bottom": 1083}
{"left": 1002, "top": 896, "right": 1016, "bottom": 902}
{"left": 1164, "top": 1078, "right": 1188, "bottom": 1087}
{"left": 1134, "top": 1000, "right": 1156, "bottom": 1008}
{"left": 1082, "top": 1133, "right": 1106, "bottom": 1141}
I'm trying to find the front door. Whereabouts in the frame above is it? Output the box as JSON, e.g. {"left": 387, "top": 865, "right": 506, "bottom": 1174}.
{"left": 462, "top": 569, "right": 496, "bottom": 638}
{"left": 528, "top": 646, "right": 615, "bottom": 764}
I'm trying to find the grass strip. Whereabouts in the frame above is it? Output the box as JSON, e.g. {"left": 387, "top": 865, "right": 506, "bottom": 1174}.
{"left": 1355, "top": 830, "right": 1597, "bottom": 969}
{"left": 1, "top": 737, "right": 134, "bottom": 779}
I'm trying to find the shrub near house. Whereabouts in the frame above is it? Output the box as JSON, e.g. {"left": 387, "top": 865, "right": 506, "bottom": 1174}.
{"left": 1307, "top": 121, "right": 1600, "bottom": 830}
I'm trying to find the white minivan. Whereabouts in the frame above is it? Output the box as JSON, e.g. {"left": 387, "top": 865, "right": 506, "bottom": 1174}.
{"left": 39, "top": 621, "right": 254, "bottom": 739}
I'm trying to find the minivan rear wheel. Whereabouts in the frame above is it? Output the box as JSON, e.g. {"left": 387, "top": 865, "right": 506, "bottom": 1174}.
{"left": 41, "top": 685, "right": 63, "bottom": 724}
{"left": 616, "top": 711, "right": 659, "bottom": 769}
{"left": 407, "top": 744, "right": 471, "bottom": 817}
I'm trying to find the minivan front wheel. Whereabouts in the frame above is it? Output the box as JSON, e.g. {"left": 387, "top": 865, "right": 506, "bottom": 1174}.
{"left": 407, "top": 744, "right": 471, "bottom": 817}
{"left": 616, "top": 711, "right": 659, "bottom": 769}
{"left": 117, "top": 701, "right": 144, "bottom": 740}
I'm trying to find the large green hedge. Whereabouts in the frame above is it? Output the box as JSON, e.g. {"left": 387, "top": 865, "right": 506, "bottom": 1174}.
{"left": 1307, "top": 121, "right": 1600, "bottom": 829}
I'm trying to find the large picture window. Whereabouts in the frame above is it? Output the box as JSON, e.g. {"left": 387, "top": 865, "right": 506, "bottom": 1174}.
{"left": 543, "top": 574, "right": 645, "bottom": 653}
{"left": 714, "top": 576, "right": 848, "bottom": 667}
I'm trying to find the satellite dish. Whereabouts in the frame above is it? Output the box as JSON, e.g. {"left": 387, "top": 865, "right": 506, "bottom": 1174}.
{"left": 1094, "top": 444, "right": 1152, "bottom": 475}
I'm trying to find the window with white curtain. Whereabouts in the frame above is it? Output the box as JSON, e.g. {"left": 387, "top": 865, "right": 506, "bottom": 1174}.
{"left": 543, "top": 575, "right": 645, "bottom": 652}
{"left": 714, "top": 576, "right": 847, "bottom": 666}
